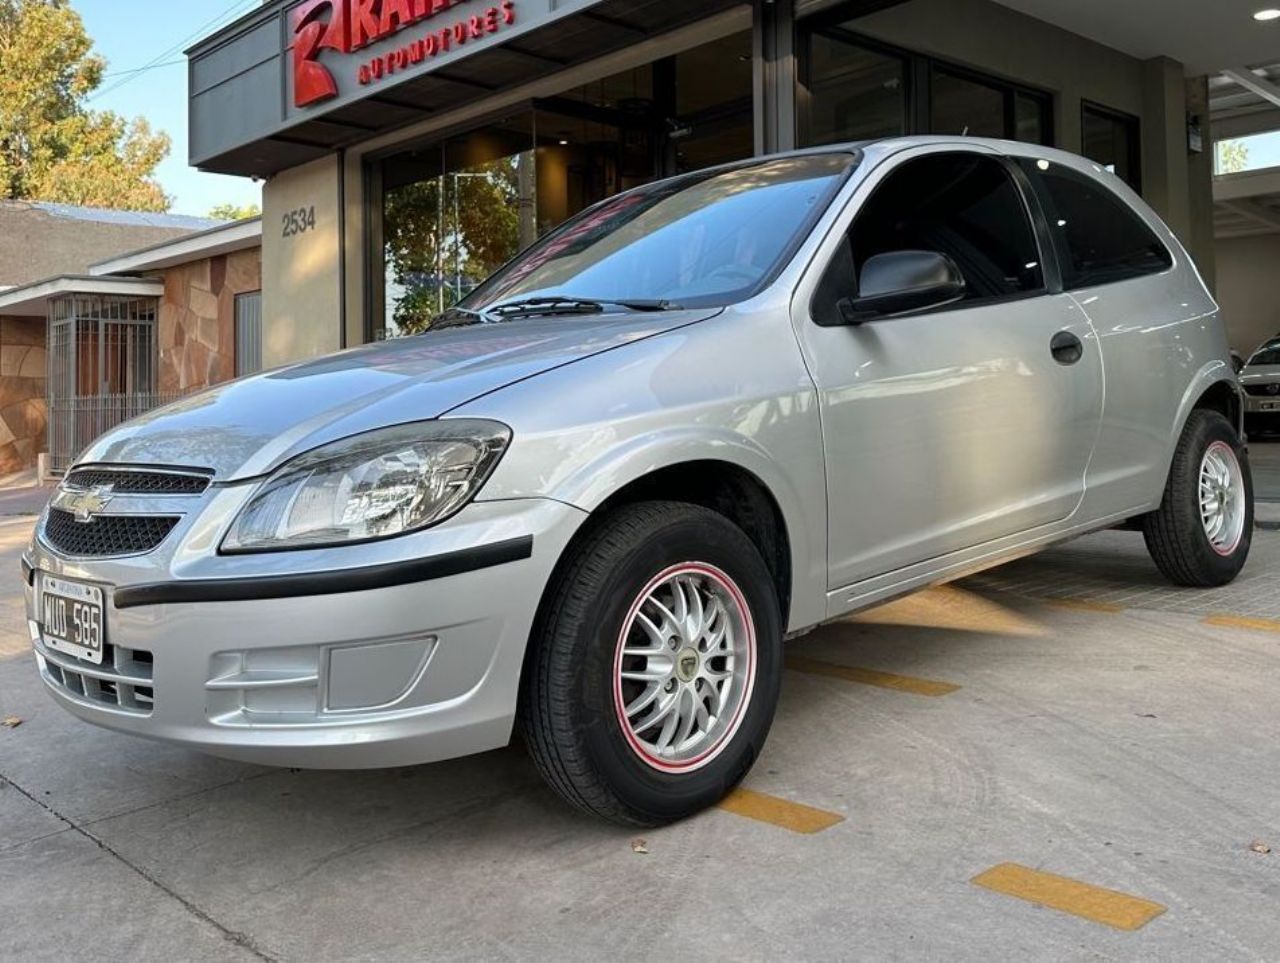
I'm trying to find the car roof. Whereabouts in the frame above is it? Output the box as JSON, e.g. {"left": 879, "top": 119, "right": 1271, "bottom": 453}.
{"left": 762, "top": 136, "right": 1130, "bottom": 192}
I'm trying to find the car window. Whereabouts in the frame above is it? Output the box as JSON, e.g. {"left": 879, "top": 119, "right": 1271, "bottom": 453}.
{"left": 459, "top": 154, "right": 858, "bottom": 314}
{"left": 1016, "top": 159, "right": 1173, "bottom": 290}
{"left": 813, "top": 152, "right": 1045, "bottom": 323}
{"left": 1249, "top": 343, "right": 1280, "bottom": 366}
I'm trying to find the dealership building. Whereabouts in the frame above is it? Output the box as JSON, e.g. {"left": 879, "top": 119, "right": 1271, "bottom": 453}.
{"left": 6, "top": 0, "right": 1279, "bottom": 478}
{"left": 186, "top": 0, "right": 1280, "bottom": 367}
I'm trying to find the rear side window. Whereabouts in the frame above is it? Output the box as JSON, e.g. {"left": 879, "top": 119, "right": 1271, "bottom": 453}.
{"left": 1017, "top": 159, "right": 1172, "bottom": 290}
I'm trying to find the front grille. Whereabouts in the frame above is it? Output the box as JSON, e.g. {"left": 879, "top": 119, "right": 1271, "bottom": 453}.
{"left": 37, "top": 639, "right": 154, "bottom": 716}
{"left": 1244, "top": 384, "right": 1280, "bottom": 398}
{"left": 64, "top": 467, "right": 212, "bottom": 495}
{"left": 43, "top": 509, "right": 179, "bottom": 558}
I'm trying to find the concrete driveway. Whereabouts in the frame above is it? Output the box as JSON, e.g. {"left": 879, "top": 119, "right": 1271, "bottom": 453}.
{"left": 3, "top": 457, "right": 1280, "bottom": 961}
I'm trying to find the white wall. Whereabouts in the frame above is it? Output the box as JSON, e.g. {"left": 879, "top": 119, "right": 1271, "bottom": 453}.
{"left": 262, "top": 154, "right": 343, "bottom": 367}
{"left": 1215, "top": 233, "right": 1280, "bottom": 356}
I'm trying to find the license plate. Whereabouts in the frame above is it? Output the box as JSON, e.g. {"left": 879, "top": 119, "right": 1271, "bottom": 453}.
{"left": 40, "top": 575, "right": 105, "bottom": 665}
{"left": 1263, "top": 401, "right": 1279, "bottom": 411}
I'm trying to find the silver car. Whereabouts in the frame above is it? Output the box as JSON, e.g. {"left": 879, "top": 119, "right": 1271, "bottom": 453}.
{"left": 1242, "top": 337, "right": 1280, "bottom": 434}
{"left": 23, "top": 138, "right": 1253, "bottom": 825}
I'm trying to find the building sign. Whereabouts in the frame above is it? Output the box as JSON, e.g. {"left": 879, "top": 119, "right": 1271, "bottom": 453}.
{"left": 291, "top": 0, "right": 517, "bottom": 108}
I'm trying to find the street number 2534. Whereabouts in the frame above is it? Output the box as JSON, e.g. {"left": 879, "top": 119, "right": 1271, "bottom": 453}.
{"left": 282, "top": 206, "right": 317, "bottom": 238}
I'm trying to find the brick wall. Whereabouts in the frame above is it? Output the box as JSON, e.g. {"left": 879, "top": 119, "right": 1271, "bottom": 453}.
{"left": 158, "top": 249, "right": 262, "bottom": 394}
{"left": 0, "top": 317, "right": 47, "bottom": 474}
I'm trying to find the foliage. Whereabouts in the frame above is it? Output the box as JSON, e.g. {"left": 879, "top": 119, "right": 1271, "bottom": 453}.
{"left": 0, "top": 0, "right": 171, "bottom": 210}
{"left": 1217, "top": 140, "right": 1250, "bottom": 175}
{"left": 209, "top": 202, "right": 262, "bottom": 221}
{"left": 383, "top": 155, "right": 528, "bottom": 335}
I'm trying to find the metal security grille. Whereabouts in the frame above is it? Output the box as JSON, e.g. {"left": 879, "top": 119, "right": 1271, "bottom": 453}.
{"left": 47, "top": 294, "right": 176, "bottom": 473}
{"left": 235, "top": 291, "right": 263, "bottom": 376}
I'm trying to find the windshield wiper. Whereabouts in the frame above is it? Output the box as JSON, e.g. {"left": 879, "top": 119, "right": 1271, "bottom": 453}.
{"left": 429, "top": 305, "right": 497, "bottom": 331}
{"left": 486, "top": 296, "right": 685, "bottom": 319}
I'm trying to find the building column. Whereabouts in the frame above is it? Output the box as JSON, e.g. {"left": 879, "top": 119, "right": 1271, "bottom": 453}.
{"left": 1141, "top": 57, "right": 1190, "bottom": 237}
{"left": 754, "top": 0, "right": 798, "bottom": 155}
{"left": 1184, "top": 74, "right": 1217, "bottom": 290}
{"left": 261, "top": 154, "right": 345, "bottom": 366}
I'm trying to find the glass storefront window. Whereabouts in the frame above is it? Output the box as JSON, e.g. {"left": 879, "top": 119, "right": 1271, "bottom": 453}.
{"left": 800, "top": 22, "right": 1052, "bottom": 149}
{"left": 1081, "top": 102, "right": 1141, "bottom": 191}
{"left": 930, "top": 69, "right": 1005, "bottom": 138}
{"left": 803, "top": 35, "right": 907, "bottom": 145}
{"left": 378, "top": 118, "right": 537, "bottom": 340}
{"left": 372, "top": 32, "right": 755, "bottom": 341}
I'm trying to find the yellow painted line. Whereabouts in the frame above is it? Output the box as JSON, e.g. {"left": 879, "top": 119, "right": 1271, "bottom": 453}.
{"left": 786, "top": 655, "right": 960, "bottom": 697}
{"left": 1204, "top": 614, "right": 1280, "bottom": 635}
{"left": 1043, "top": 598, "right": 1125, "bottom": 614}
{"left": 717, "top": 788, "right": 845, "bottom": 834}
{"left": 971, "top": 863, "right": 1166, "bottom": 931}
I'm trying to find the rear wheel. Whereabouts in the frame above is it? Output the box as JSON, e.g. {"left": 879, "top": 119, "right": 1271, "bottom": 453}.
{"left": 1143, "top": 410, "right": 1253, "bottom": 587}
{"left": 520, "top": 501, "right": 782, "bottom": 826}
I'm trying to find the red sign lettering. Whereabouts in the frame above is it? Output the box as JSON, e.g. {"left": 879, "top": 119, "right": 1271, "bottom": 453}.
{"left": 291, "top": 0, "right": 514, "bottom": 108}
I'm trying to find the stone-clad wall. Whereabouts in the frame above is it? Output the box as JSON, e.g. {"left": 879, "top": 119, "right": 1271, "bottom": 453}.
{"left": 0, "top": 317, "right": 47, "bottom": 475}
{"left": 158, "top": 249, "right": 261, "bottom": 394}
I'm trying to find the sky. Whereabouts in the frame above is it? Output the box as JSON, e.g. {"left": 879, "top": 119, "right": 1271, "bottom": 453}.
{"left": 73, "top": 0, "right": 264, "bottom": 217}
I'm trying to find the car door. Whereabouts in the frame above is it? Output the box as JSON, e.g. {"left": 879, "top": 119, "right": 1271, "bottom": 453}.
{"left": 793, "top": 145, "right": 1104, "bottom": 591}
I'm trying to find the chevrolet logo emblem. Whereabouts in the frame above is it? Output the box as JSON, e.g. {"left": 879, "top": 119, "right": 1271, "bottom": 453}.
{"left": 53, "top": 484, "right": 115, "bottom": 524}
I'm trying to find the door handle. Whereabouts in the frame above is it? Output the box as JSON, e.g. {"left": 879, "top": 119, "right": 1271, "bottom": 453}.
{"left": 1050, "top": 330, "right": 1084, "bottom": 366}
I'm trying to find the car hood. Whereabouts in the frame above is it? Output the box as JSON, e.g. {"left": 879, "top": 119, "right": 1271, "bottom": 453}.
{"left": 78, "top": 309, "right": 720, "bottom": 481}
{"left": 1241, "top": 364, "right": 1280, "bottom": 384}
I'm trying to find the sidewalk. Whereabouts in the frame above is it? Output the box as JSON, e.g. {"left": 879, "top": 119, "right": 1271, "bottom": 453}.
{"left": 0, "top": 484, "right": 52, "bottom": 517}
{"left": 0, "top": 469, "right": 51, "bottom": 517}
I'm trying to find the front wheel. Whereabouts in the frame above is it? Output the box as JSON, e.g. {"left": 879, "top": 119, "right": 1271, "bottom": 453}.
{"left": 1143, "top": 410, "right": 1253, "bottom": 587}
{"left": 520, "top": 501, "right": 783, "bottom": 826}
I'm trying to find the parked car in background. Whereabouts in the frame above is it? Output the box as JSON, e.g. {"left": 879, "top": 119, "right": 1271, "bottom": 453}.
{"left": 22, "top": 138, "right": 1252, "bottom": 826}
{"left": 1242, "top": 337, "right": 1280, "bottom": 436}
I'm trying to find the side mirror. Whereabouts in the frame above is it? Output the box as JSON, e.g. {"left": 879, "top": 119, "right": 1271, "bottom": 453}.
{"left": 838, "top": 250, "right": 966, "bottom": 324}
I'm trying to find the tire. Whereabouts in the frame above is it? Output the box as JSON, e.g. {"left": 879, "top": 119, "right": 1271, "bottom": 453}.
{"left": 1143, "top": 409, "right": 1253, "bottom": 587}
{"left": 520, "top": 501, "right": 783, "bottom": 826}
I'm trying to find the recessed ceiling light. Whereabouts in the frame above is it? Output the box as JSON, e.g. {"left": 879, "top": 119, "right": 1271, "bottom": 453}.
{"left": 1255, "top": 8, "right": 1280, "bottom": 20}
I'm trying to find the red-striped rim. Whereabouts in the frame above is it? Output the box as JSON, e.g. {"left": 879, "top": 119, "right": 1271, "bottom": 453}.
{"left": 612, "top": 562, "right": 757, "bottom": 774}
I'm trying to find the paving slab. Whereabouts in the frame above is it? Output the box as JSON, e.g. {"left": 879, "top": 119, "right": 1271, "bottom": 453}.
{"left": 0, "top": 821, "right": 263, "bottom": 962}
{"left": 3, "top": 493, "right": 1280, "bottom": 958}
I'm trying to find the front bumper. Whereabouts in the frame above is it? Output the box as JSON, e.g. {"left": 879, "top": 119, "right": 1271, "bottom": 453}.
{"left": 1245, "top": 394, "right": 1280, "bottom": 416}
{"left": 23, "top": 498, "right": 586, "bottom": 769}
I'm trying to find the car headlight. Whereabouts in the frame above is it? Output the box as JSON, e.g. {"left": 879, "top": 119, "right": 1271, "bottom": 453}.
{"left": 222, "top": 420, "right": 510, "bottom": 553}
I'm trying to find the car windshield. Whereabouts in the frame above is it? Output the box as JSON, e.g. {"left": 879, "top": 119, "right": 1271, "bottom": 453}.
{"left": 1248, "top": 343, "right": 1280, "bottom": 366}
{"left": 456, "top": 153, "right": 858, "bottom": 318}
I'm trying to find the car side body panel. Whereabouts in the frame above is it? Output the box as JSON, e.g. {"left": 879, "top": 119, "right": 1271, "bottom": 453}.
{"left": 454, "top": 302, "right": 831, "bottom": 635}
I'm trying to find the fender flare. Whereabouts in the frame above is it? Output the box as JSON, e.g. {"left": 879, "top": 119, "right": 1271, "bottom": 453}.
{"left": 545, "top": 426, "right": 826, "bottom": 633}
{"left": 1170, "top": 362, "right": 1243, "bottom": 441}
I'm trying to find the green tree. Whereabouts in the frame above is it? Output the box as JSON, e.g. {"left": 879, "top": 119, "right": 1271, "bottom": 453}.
{"left": 1217, "top": 140, "right": 1250, "bottom": 175}
{"left": 384, "top": 156, "right": 527, "bottom": 335}
{"left": 209, "top": 202, "right": 262, "bottom": 221}
{"left": 0, "top": 0, "right": 171, "bottom": 210}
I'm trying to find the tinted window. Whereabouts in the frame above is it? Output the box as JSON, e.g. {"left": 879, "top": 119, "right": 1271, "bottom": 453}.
{"left": 849, "top": 153, "right": 1044, "bottom": 301}
{"left": 1018, "top": 159, "right": 1172, "bottom": 289}
{"left": 1249, "top": 342, "right": 1280, "bottom": 366}
{"left": 1081, "top": 104, "right": 1141, "bottom": 191}
{"left": 462, "top": 154, "right": 856, "bottom": 313}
